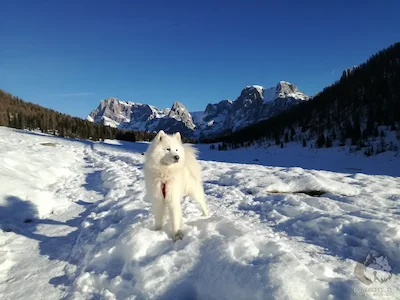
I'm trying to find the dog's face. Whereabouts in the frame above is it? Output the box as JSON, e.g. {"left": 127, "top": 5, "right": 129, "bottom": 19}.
{"left": 149, "top": 130, "right": 185, "bottom": 166}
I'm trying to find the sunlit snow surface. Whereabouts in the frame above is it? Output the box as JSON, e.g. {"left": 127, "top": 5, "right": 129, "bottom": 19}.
{"left": 0, "top": 127, "right": 399, "bottom": 300}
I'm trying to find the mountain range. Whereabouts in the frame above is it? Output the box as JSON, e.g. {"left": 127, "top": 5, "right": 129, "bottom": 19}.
{"left": 87, "top": 81, "right": 310, "bottom": 138}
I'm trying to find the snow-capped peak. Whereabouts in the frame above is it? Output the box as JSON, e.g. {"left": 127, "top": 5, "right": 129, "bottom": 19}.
{"left": 101, "top": 97, "right": 136, "bottom": 106}
{"left": 242, "top": 82, "right": 309, "bottom": 103}
{"left": 263, "top": 81, "right": 309, "bottom": 103}
{"left": 170, "top": 101, "right": 187, "bottom": 112}
{"left": 246, "top": 85, "right": 264, "bottom": 94}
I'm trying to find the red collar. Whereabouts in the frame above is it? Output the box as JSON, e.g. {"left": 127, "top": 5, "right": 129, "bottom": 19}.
{"left": 162, "top": 182, "right": 166, "bottom": 198}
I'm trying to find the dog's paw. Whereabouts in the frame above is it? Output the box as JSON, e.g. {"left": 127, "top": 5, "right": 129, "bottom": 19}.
{"left": 203, "top": 209, "right": 210, "bottom": 217}
{"left": 173, "top": 230, "right": 183, "bottom": 242}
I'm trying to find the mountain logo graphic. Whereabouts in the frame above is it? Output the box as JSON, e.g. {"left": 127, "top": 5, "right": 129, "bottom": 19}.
{"left": 354, "top": 253, "right": 392, "bottom": 285}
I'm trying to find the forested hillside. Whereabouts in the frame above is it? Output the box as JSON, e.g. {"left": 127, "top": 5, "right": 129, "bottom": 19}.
{"left": 0, "top": 90, "right": 156, "bottom": 142}
{"left": 207, "top": 43, "right": 400, "bottom": 155}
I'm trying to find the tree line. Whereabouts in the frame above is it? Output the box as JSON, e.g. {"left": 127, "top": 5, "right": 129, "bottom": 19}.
{"left": 0, "top": 90, "right": 157, "bottom": 142}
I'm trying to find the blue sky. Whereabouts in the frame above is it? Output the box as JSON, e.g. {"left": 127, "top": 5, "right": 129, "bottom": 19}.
{"left": 1, "top": 0, "right": 399, "bottom": 118}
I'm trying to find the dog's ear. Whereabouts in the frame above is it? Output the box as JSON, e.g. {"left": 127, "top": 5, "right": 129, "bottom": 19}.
{"left": 156, "top": 130, "right": 165, "bottom": 141}
{"left": 174, "top": 132, "right": 181, "bottom": 142}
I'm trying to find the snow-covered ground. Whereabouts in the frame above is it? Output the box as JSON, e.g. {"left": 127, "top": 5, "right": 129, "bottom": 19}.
{"left": 197, "top": 142, "right": 400, "bottom": 177}
{"left": 0, "top": 126, "right": 399, "bottom": 300}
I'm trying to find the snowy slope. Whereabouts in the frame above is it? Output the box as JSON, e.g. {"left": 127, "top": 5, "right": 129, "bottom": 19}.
{"left": 1, "top": 127, "right": 399, "bottom": 300}
{"left": 0, "top": 128, "right": 104, "bottom": 299}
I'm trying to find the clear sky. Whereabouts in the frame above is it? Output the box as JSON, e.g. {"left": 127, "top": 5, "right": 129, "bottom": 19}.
{"left": 1, "top": 0, "right": 399, "bottom": 118}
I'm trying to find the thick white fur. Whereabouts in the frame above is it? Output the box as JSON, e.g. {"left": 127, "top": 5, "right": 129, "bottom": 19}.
{"left": 143, "top": 130, "right": 209, "bottom": 241}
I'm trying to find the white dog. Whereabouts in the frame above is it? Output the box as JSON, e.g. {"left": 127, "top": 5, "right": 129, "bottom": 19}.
{"left": 143, "top": 130, "right": 209, "bottom": 241}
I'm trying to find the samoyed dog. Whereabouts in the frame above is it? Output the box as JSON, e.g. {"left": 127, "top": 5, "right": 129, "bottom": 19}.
{"left": 143, "top": 130, "right": 210, "bottom": 241}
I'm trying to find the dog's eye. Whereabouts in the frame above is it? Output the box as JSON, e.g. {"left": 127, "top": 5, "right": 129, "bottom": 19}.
{"left": 176, "top": 149, "right": 178, "bottom": 152}
{"left": 166, "top": 148, "right": 170, "bottom": 151}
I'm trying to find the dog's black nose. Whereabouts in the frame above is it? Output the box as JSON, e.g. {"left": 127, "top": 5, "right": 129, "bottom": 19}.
{"left": 174, "top": 155, "right": 180, "bottom": 161}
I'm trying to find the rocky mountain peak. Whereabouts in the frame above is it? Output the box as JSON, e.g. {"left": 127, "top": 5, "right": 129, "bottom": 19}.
{"left": 170, "top": 101, "right": 186, "bottom": 110}
{"left": 168, "top": 101, "right": 195, "bottom": 130}
{"left": 276, "top": 81, "right": 299, "bottom": 94}
{"left": 88, "top": 81, "right": 309, "bottom": 138}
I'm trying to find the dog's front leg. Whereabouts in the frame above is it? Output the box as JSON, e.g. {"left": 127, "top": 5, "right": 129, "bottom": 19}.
{"left": 152, "top": 200, "right": 165, "bottom": 230}
{"left": 168, "top": 196, "right": 183, "bottom": 241}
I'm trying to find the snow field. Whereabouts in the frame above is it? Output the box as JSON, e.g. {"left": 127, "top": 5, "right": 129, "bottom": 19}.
{"left": 0, "top": 127, "right": 399, "bottom": 300}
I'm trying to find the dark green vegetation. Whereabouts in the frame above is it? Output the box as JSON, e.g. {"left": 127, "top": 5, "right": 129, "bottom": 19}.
{"left": 0, "top": 89, "right": 156, "bottom": 142}
{"left": 204, "top": 43, "right": 400, "bottom": 154}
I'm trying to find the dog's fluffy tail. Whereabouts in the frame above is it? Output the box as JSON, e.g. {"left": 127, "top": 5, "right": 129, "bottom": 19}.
{"left": 183, "top": 144, "right": 202, "bottom": 182}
